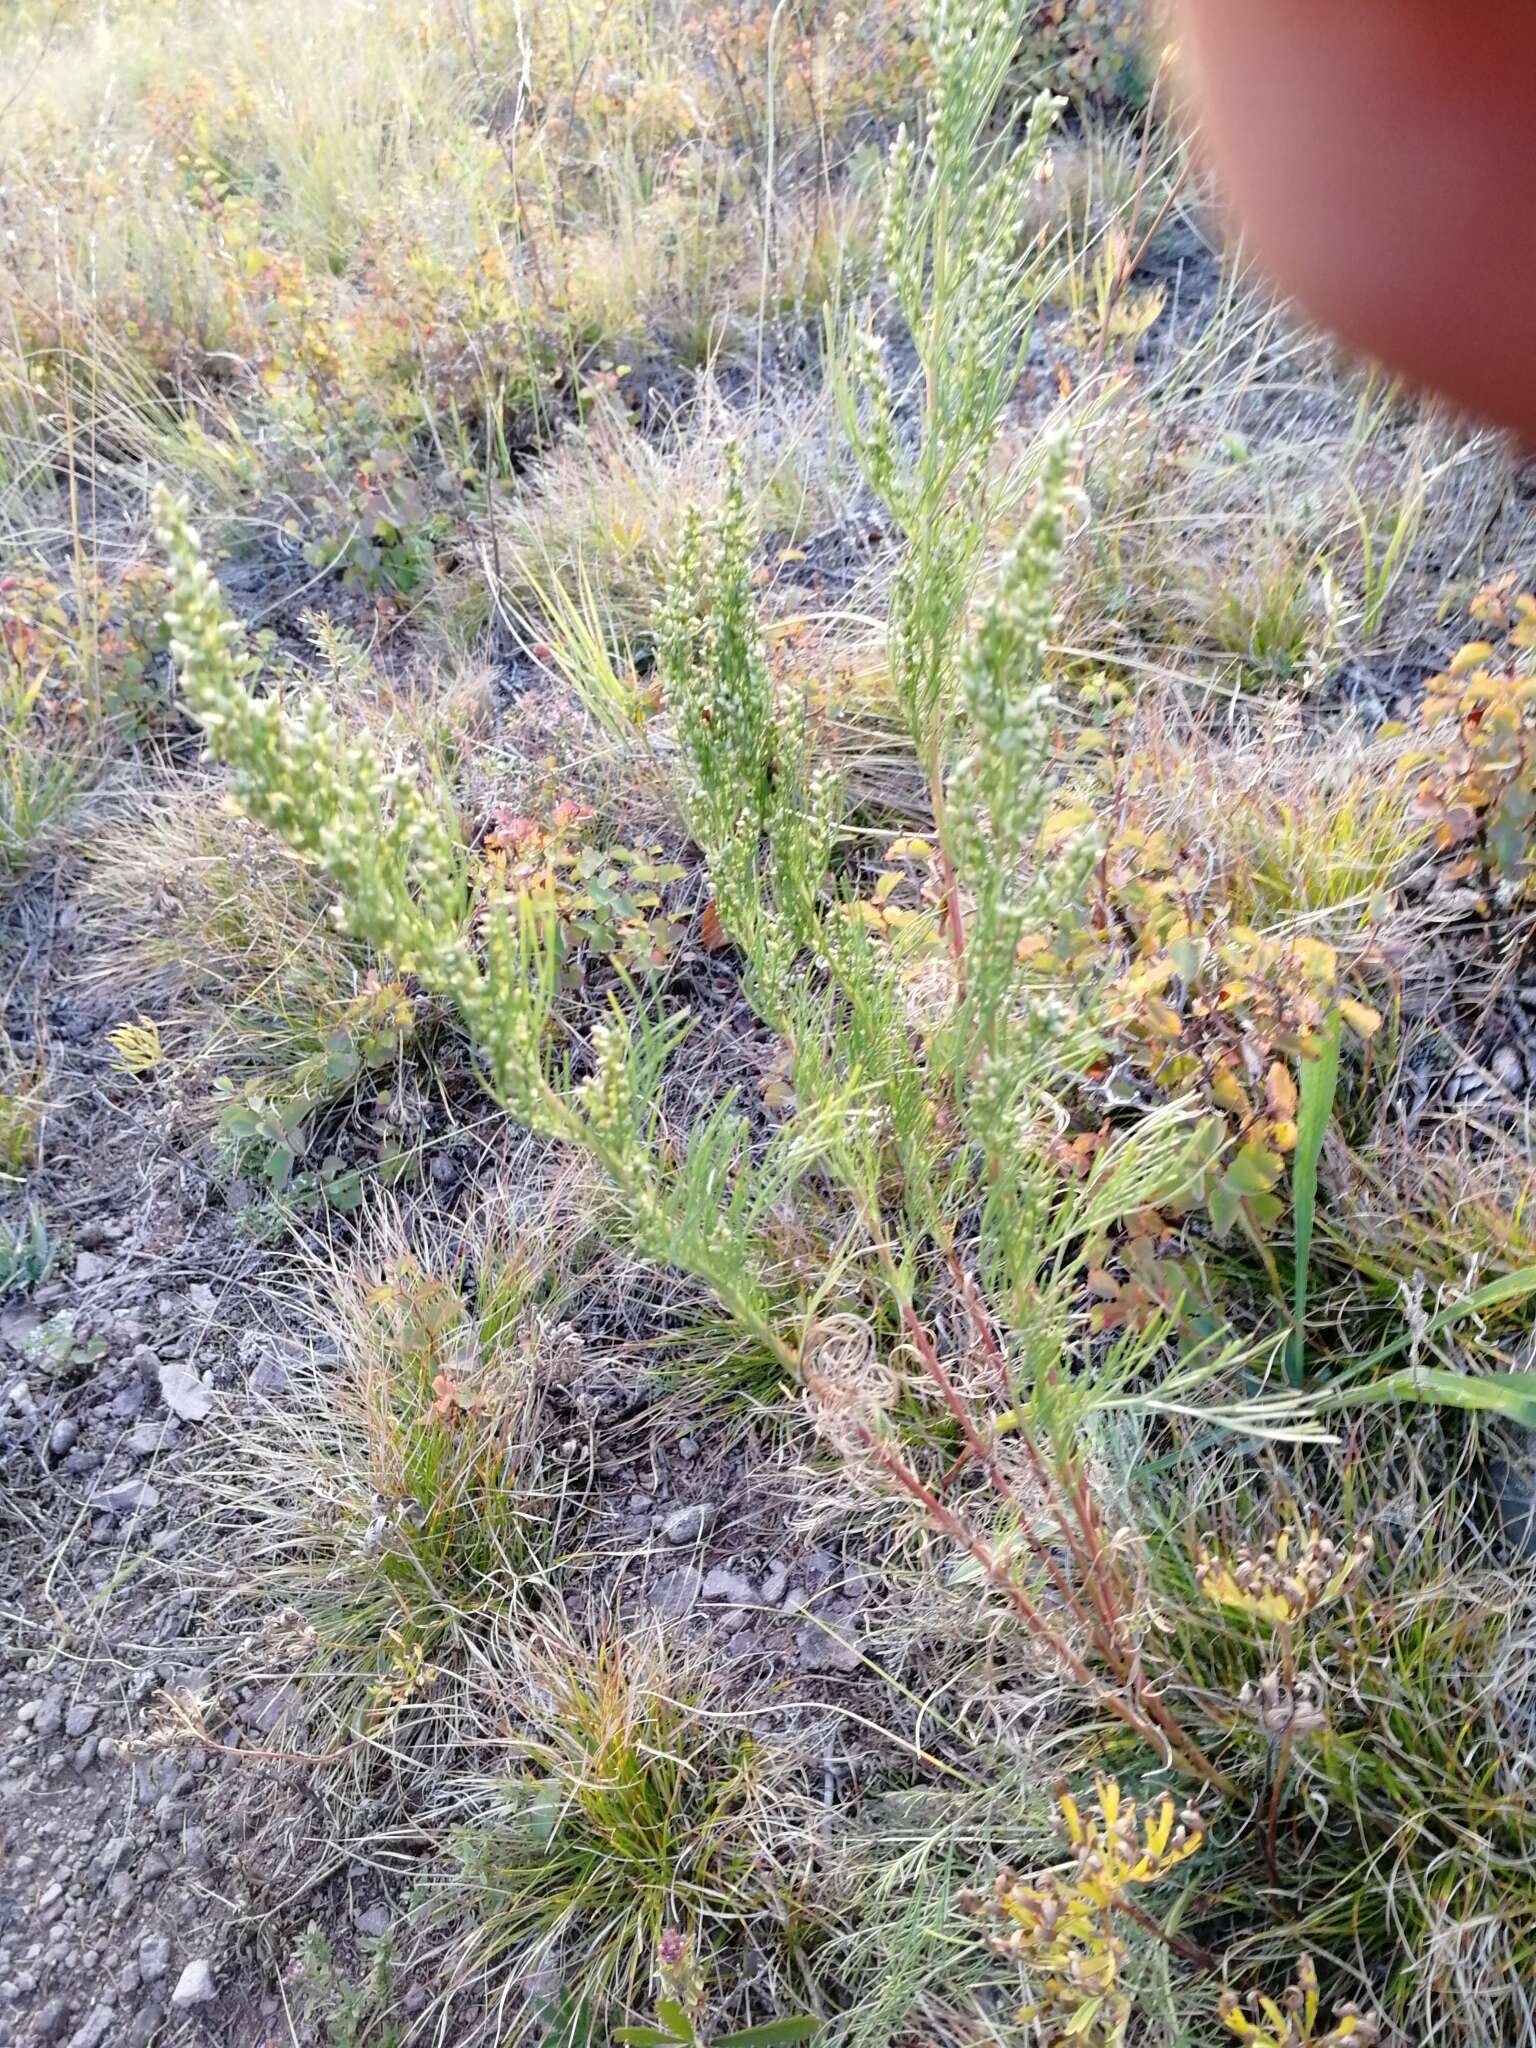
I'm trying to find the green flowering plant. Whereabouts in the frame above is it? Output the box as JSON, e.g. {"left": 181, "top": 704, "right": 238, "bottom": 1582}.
{"left": 155, "top": 0, "right": 1232, "bottom": 1810}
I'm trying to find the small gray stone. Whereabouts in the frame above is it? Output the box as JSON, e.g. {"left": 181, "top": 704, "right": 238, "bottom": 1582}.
{"left": 47, "top": 1419, "right": 78, "bottom": 1459}
{"left": 157, "top": 1358, "right": 212, "bottom": 1423}
{"left": 702, "top": 1567, "right": 754, "bottom": 1604}
{"left": 170, "top": 1959, "right": 215, "bottom": 2008}
{"left": 97, "top": 1836, "right": 135, "bottom": 1877}
{"left": 659, "top": 1503, "right": 714, "bottom": 1546}
{"left": 758, "top": 1563, "right": 789, "bottom": 1605}
{"left": 107, "top": 1385, "right": 143, "bottom": 1422}
{"left": 353, "top": 1903, "right": 390, "bottom": 1939}
{"left": 72, "top": 1252, "right": 108, "bottom": 1287}
{"left": 797, "top": 1613, "right": 862, "bottom": 1674}
{"left": 123, "top": 2005, "right": 164, "bottom": 2048}
{"left": 247, "top": 1355, "right": 289, "bottom": 1397}
{"left": 240, "top": 1683, "right": 296, "bottom": 1735}
{"left": 92, "top": 1480, "right": 159, "bottom": 1516}
{"left": 1492, "top": 1043, "right": 1525, "bottom": 1092}
{"left": 63, "top": 1704, "right": 96, "bottom": 1740}
{"left": 137, "top": 1934, "right": 170, "bottom": 1985}
{"left": 32, "top": 1687, "right": 66, "bottom": 1741}
{"left": 64, "top": 2004, "right": 116, "bottom": 2048}
{"left": 648, "top": 1565, "right": 702, "bottom": 1618}
{"left": 33, "top": 1997, "right": 70, "bottom": 2042}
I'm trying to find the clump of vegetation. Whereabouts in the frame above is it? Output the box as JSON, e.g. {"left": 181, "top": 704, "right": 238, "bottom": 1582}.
{"left": 211, "top": 1213, "right": 576, "bottom": 1775}
{"left": 961, "top": 1777, "right": 1208, "bottom": 2045}
{"left": 11, "top": 0, "right": 1536, "bottom": 2044}
{"left": 145, "top": 0, "right": 1536, "bottom": 2022}
{"left": 294, "top": 1923, "right": 403, "bottom": 2048}
{"left": 440, "top": 1639, "right": 794, "bottom": 2024}
{"left": 1415, "top": 583, "right": 1536, "bottom": 901}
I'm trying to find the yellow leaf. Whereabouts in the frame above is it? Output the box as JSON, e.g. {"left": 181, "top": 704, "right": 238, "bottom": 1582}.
{"left": 1449, "top": 640, "right": 1496, "bottom": 675}
{"left": 1339, "top": 998, "right": 1382, "bottom": 1039}
{"left": 1210, "top": 1067, "right": 1250, "bottom": 1117}
{"left": 106, "top": 1016, "right": 163, "bottom": 1075}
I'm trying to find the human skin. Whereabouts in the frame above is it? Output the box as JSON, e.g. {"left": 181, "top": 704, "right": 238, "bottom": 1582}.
{"left": 1173, "top": 0, "right": 1536, "bottom": 441}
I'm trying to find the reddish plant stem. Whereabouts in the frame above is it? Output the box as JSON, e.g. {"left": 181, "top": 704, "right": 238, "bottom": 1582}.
{"left": 1114, "top": 1896, "right": 1220, "bottom": 1974}
{"left": 939, "top": 1265, "right": 1133, "bottom": 1665}
{"left": 897, "top": 1302, "right": 1121, "bottom": 1669}
{"left": 937, "top": 847, "right": 967, "bottom": 970}
{"left": 857, "top": 1420, "right": 1233, "bottom": 1794}
{"left": 902, "top": 1291, "right": 1236, "bottom": 1793}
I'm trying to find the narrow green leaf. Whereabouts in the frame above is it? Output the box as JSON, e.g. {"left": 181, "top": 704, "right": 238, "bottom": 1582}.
{"left": 1288, "top": 1010, "right": 1340, "bottom": 1385}
{"left": 613, "top": 2030, "right": 679, "bottom": 2047}
{"left": 656, "top": 1999, "right": 698, "bottom": 2043}
{"left": 1318, "top": 1366, "right": 1536, "bottom": 1426}
{"left": 716, "top": 2022, "right": 822, "bottom": 2047}
{"left": 1342, "top": 1266, "right": 1536, "bottom": 1381}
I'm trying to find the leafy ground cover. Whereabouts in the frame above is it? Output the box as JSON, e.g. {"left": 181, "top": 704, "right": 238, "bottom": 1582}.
{"left": 5, "top": 4, "right": 1536, "bottom": 2046}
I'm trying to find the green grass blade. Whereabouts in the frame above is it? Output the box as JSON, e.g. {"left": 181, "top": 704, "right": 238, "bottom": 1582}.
{"left": 717, "top": 2023, "right": 822, "bottom": 2047}
{"left": 1317, "top": 1366, "right": 1536, "bottom": 1426}
{"left": 1341, "top": 1266, "right": 1536, "bottom": 1382}
{"left": 1287, "top": 1009, "right": 1341, "bottom": 1385}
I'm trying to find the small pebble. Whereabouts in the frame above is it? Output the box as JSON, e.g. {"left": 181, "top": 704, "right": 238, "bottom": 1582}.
{"left": 659, "top": 1502, "right": 714, "bottom": 1546}
{"left": 138, "top": 1934, "right": 170, "bottom": 1985}
{"left": 170, "top": 1958, "right": 215, "bottom": 2008}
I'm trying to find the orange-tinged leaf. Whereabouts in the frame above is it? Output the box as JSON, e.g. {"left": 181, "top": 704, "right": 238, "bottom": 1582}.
{"left": 1265, "top": 1061, "right": 1298, "bottom": 1121}
{"left": 1470, "top": 578, "right": 1515, "bottom": 629}
{"left": 699, "top": 900, "right": 729, "bottom": 951}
